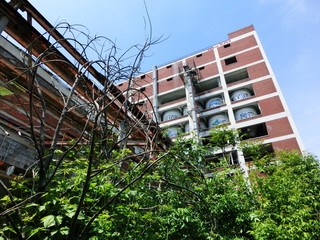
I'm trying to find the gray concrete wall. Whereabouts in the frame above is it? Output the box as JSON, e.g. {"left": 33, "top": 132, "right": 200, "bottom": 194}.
{"left": 0, "top": 134, "right": 36, "bottom": 170}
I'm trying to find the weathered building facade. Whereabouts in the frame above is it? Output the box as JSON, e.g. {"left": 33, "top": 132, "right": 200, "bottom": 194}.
{"left": 0, "top": 0, "right": 169, "bottom": 179}
{"left": 118, "top": 25, "right": 303, "bottom": 172}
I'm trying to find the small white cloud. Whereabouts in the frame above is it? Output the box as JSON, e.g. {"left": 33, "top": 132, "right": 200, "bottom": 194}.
{"left": 259, "top": 0, "right": 306, "bottom": 12}
{"left": 258, "top": 0, "right": 318, "bottom": 27}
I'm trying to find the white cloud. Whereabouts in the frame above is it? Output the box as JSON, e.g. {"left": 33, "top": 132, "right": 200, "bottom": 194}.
{"left": 259, "top": 0, "right": 306, "bottom": 12}
{"left": 258, "top": 0, "right": 319, "bottom": 27}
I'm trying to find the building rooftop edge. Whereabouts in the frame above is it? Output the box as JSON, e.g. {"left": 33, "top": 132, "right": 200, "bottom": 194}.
{"left": 127, "top": 25, "right": 255, "bottom": 81}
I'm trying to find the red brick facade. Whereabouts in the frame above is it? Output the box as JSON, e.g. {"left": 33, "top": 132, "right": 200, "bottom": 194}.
{"left": 118, "top": 25, "right": 302, "bottom": 156}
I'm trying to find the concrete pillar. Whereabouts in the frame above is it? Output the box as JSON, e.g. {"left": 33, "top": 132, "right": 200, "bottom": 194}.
{"left": 0, "top": 14, "right": 9, "bottom": 34}
{"left": 213, "top": 47, "right": 236, "bottom": 125}
{"left": 152, "top": 65, "right": 160, "bottom": 122}
{"left": 213, "top": 47, "right": 249, "bottom": 178}
{"left": 118, "top": 119, "right": 128, "bottom": 147}
{"left": 182, "top": 59, "right": 200, "bottom": 140}
{"left": 237, "top": 149, "right": 249, "bottom": 178}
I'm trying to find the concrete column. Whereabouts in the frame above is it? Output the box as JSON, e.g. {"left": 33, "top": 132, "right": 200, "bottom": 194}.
{"left": 182, "top": 59, "right": 200, "bottom": 139}
{"left": 237, "top": 149, "right": 249, "bottom": 178}
{"left": 213, "top": 47, "right": 249, "bottom": 177}
{"left": 0, "top": 14, "right": 9, "bottom": 34}
{"left": 118, "top": 119, "right": 128, "bottom": 147}
{"left": 213, "top": 48, "right": 236, "bottom": 125}
{"left": 152, "top": 65, "right": 160, "bottom": 122}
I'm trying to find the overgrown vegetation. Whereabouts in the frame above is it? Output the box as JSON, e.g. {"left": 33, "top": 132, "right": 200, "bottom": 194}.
{"left": 1, "top": 133, "right": 319, "bottom": 239}
{"left": 0, "top": 12, "right": 319, "bottom": 239}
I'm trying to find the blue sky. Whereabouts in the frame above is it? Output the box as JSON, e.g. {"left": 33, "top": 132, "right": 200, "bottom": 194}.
{"left": 29, "top": 0, "right": 320, "bottom": 157}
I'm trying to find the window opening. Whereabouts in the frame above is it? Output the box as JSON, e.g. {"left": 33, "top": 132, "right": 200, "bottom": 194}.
{"left": 234, "top": 104, "right": 261, "bottom": 121}
{"left": 243, "top": 143, "right": 274, "bottom": 162}
{"left": 240, "top": 123, "right": 268, "bottom": 140}
{"left": 204, "top": 150, "right": 239, "bottom": 166}
{"left": 225, "top": 68, "right": 249, "bottom": 85}
{"left": 230, "top": 87, "right": 254, "bottom": 102}
{"left": 136, "top": 101, "right": 145, "bottom": 106}
{"left": 196, "top": 53, "right": 203, "bottom": 58}
{"left": 224, "top": 43, "right": 231, "bottom": 48}
{"left": 195, "top": 77, "right": 220, "bottom": 94}
{"left": 225, "top": 56, "right": 237, "bottom": 65}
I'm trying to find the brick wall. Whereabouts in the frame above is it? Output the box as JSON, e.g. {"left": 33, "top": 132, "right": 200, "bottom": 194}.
{"left": 158, "top": 61, "right": 182, "bottom": 80}
{"left": 265, "top": 117, "right": 293, "bottom": 139}
{"left": 247, "top": 62, "right": 270, "bottom": 79}
{"left": 134, "top": 72, "right": 153, "bottom": 86}
{"left": 222, "top": 48, "right": 263, "bottom": 72}
{"left": 228, "top": 25, "right": 255, "bottom": 39}
{"left": 259, "top": 96, "right": 284, "bottom": 116}
{"left": 117, "top": 81, "right": 129, "bottom": 91}
{"left": 138, "top": 84, "right": 153, "bottom": 98}
{"left": 158, "top": 76, "right": 184, "bottom": 93}
{"left": 198, "top": 62, "right": 219, "bottom": 79}
{"left": 185, "top": 49, "right": 215, "bottom": 66}
{"left": 272, "top": 138, "right": 300, "bottom": 152}
{"left": 252, "top": 78, "right": 276, "bottom": 97}
{"left": 218, "top": 35, "right": 258, "bottom": 58}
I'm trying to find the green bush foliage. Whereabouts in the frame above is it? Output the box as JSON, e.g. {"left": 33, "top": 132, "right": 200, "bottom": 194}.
{"left": 1, "top": 134, "right": 319, "bottom": 239}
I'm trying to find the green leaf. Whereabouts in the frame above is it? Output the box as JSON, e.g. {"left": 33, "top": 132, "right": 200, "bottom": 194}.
{"left": 59, "top": 226, "right": 69, "bottom": 235}
{"left": 84, "top": 197, "right": 95, "bottom": 202}
{"left": 22, "top": 212, "right": 37, "bottom": 222}
{"left": 41, "top": 215, "right": 63, "bottom": 228}
{"left": 39, "top": 205, "right": 46, "bottom": 212}
{"left": 65, "top": 205, "right": 77, "bottom": 218}
{"left": 0, "top": 195, "right": 10, "bottom": 202}
{"left": 3, "top": 226, "right": 17, "bottom": 234}
{"left": 54, "top": 149, "right": 64, "bottom": 155}
{"left": 55, "top": 215, "right": 63, "bottom": 225}
{"left": 111, "top": 232, "right": 120, "bottom": 237}
{"left": 25, "top": 203, "right": 38, "bottom": 208}
{"left": 26, "top": 227, "right": 47, "bottom": 240}
{"left": 41, "top": 215, "right": 56, "bottom": 228}
{"left": 78, "top": 212, "right": 85, "bottom": 220}
{"left": 50, "top": 230, "right": 58, "bottom": 236}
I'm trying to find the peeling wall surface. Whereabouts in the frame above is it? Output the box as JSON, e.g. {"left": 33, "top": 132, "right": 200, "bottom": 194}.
{"left": 0, "top": 134, "right": 36, "bottom": 170}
